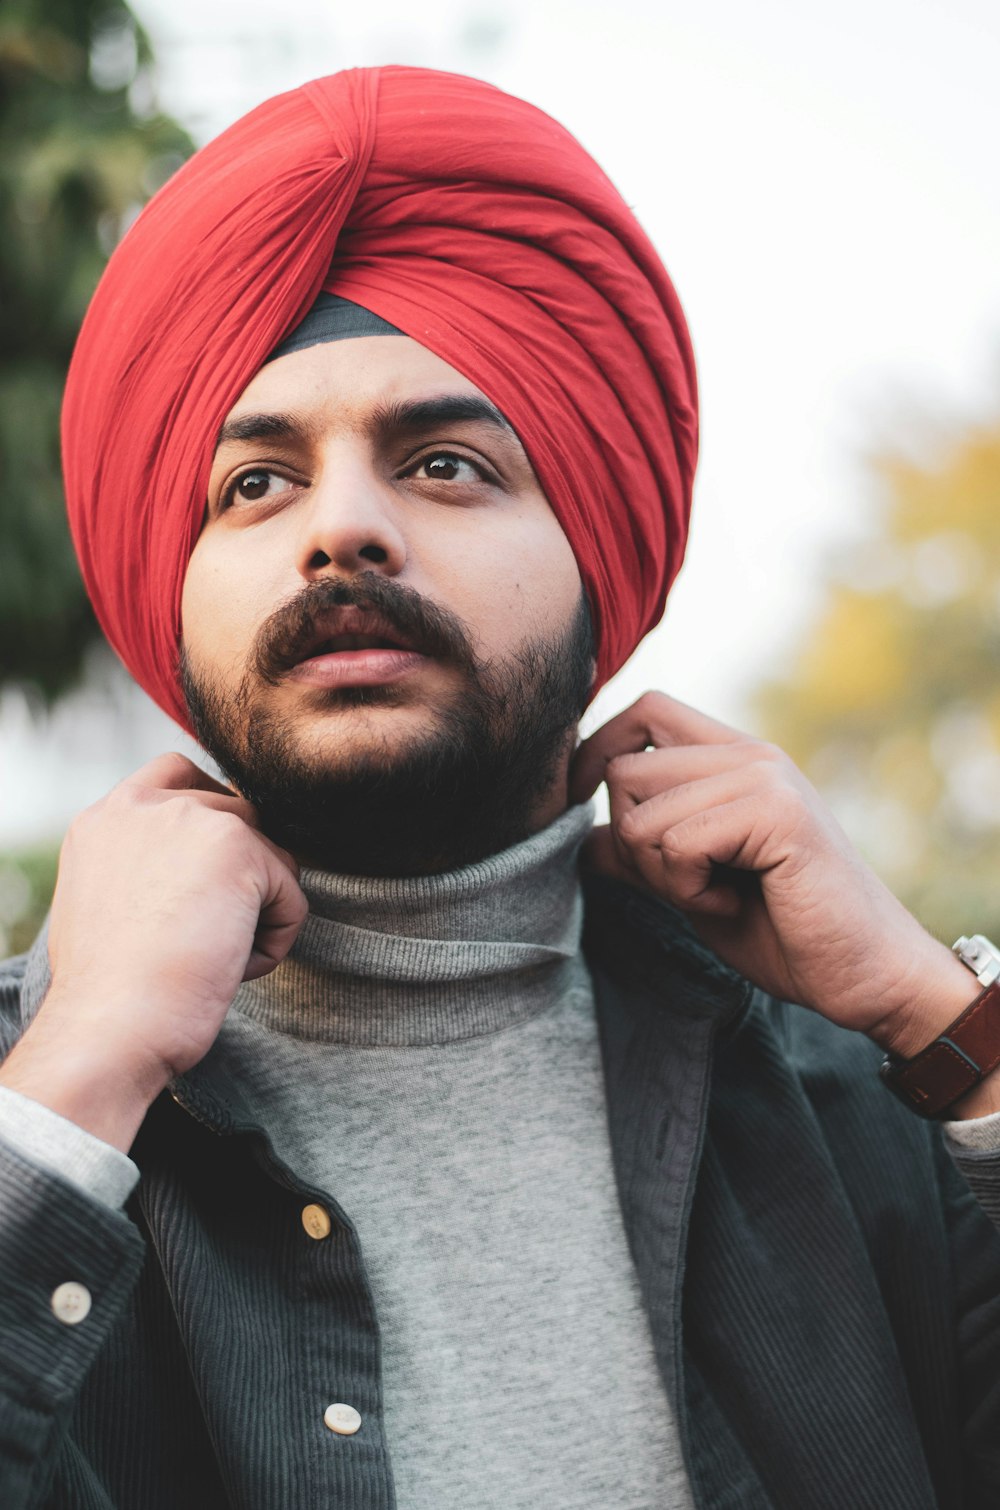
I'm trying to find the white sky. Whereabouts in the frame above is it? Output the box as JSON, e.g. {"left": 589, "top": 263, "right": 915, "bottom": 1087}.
{"left": 2, "top": 0, "right": 998, "bottom": 845}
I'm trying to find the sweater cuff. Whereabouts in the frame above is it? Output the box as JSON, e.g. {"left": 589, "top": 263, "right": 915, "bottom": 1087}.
{"left": 0, "top": 1086, "right": 139, "bottom": 1208}
{"left": 942, "top": 1106, "right": 1000, "bottom": 1155}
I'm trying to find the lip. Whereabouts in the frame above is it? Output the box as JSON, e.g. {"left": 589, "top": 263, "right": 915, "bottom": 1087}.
{"left": 286, "top": 647, "right": 429, "bottom": 689}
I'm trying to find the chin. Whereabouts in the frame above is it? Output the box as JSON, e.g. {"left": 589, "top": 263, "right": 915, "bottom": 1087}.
{"left": 281, "top": 697, "right": 449, "bottom": 763}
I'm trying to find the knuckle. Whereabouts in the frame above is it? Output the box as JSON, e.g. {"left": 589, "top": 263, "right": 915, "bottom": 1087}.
{"left": 606, "top": 752, "right": 638, "bottom": 780}
{"left": 782, "top": 786, "right": 812, "bottom": 824}
{"left": 215, "top": 808, "right": 253, "bottom": 842}
{"left": 749, "top": 757, "right": 786, "bottom": 790}
{"left": 139, "top": 751, "right": 196, "bottom": 787}
{"left": 197, "top": 808, "right": 252, "bottom": 857}
{"left": 658, "top": 827, "right": 691, "bottom": 862}
{"left": 616, "top": 806, "right": 643, "bottom": 843}
{"left": 66, "top": 798, "right": 107, "bottom": 839}
{"left": 161, "top": 751, "right": 196, "bottom": 775}
{"left": 66, "top": 805, "right": 92, "bottom": 836}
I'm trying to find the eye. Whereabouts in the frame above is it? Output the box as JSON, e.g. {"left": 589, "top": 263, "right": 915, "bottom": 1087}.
{"left": 410, "top": 451, "right": 487, "bottom": 483}
{"left": 223, "top": 468, "right": 295, "bottom": 508}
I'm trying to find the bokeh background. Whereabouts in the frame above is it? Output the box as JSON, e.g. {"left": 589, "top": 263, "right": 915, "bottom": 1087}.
{"left": 2, "top": 0, "right": 999, "bottom": 956}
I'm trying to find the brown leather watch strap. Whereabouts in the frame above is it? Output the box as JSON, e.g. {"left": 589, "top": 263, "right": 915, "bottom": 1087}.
{"left": 879, "top": 979, "right": 1000, "bottom": 1118}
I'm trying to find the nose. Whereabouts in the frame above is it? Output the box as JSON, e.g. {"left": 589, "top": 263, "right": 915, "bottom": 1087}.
{"left": 295, "top": 451, "right": 407, "bottom": 581}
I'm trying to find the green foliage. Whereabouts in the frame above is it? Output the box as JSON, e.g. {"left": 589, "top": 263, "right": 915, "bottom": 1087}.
{"left": 755, "top": 417, "right": 1000, "bottom": 945}
{"left": 0, "top": 0, "right": 193, "bottom": 697}
{"left": 0, "top": 845, "right": 59, "bottom": 958}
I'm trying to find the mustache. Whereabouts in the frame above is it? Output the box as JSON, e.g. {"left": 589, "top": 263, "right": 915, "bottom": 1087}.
{"left": 251, "top": 573, "right": 479, "bottom": 683}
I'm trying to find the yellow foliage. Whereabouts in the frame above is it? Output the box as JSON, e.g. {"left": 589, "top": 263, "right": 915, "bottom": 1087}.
{"left": 755, "top": 409, "right": 1000, "bottom": 942}
{"left": 792, "top": 592, "right": 904, "bottom": 720}
{"left": 879, "top": 430, "right": 1000, "bottom": 545}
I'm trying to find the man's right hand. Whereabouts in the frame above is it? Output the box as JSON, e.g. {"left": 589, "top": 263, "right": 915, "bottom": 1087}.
{"left": 0, "top": 754, "right": 307, "bottom": 1153}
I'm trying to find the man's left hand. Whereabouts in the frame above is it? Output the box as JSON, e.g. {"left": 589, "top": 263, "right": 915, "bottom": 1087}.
{"left": 571, "top": 692, "right": 976, "bottom": 1061}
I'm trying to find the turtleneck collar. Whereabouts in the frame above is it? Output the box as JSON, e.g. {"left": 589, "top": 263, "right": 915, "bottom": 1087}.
{"left": 232, "top": 803, "right": 595, "bottom": 1047}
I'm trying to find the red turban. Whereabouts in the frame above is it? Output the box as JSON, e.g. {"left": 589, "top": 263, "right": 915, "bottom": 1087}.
{"left": 61, "top": 67, "right": 698, "bottom": 729}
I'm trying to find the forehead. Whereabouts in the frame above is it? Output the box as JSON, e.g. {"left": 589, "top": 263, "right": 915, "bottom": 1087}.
{"left": 219, "top": 334, "right": 499, "bottom": 436}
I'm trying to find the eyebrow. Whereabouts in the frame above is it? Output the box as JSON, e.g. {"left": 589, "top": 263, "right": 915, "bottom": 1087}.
{"left": 215, "top": 411, "right": 301, "bottom": 447}
{"left": 214, "top": 393, "right": 514, "bottom": 451}
{"left": 372, "top": 395, "right": 514, "bottom": 436}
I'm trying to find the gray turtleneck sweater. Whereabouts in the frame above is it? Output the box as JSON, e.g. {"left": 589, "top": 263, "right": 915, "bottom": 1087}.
{"left": 0, "top": 804, "right": 695, "bottom": 1510}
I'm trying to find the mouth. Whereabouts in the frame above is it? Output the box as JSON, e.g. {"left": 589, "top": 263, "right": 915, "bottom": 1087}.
{"left": 283, "top": 606, "right": 429, "bottom": 690}
{"left": 287, "top": 605, "right": 418, "bottom": 663}
{"left": 302, "top": 630, "right": 413, "bottom": 657}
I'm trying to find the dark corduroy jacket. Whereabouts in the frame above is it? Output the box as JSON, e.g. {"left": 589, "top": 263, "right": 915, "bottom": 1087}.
{"left": 1, "top": 876, "right": 1000, "bottom": 1509}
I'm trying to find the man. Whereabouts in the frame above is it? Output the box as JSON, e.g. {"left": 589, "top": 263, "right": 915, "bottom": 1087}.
{"left": 0, "top": 65, "right": 998, "bottom": 1510}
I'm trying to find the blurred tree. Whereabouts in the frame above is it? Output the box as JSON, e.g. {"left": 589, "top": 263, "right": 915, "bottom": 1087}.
{"left": 0, "top": 0, "right": 192, "bottom": 697}
{"left": 755, "top": 413, "right": 1000, "bottom": 944}
{"left": 0, "top": 845, "right": 58, "bottom": 958}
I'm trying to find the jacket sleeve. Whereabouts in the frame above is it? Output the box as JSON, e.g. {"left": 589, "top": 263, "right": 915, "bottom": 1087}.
{"left": 0, "top": 955, "right": 146, "bottom": 1509}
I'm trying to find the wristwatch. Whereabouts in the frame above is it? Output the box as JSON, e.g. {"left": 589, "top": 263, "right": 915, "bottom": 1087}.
{"left": 878, "top": 934, "right": 1000, "bottom": 1118}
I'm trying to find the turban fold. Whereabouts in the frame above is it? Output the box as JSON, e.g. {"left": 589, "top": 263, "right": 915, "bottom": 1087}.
{"left": 61, "top": 67, "right": 698, "bottom": 728}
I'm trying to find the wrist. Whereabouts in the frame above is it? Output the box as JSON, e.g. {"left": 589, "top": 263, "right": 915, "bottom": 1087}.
{"left": 945, "top": 1072, "right": 1000, "bottom": 1120}
{"left": 0, "top": 1016, "right": 169, "bottom": 1155}
{"left": 867, "top": 941, "right": 977, "bottom": 1060}
{"left": 872, "top": 932, "right": 1000, "bottom": 1120}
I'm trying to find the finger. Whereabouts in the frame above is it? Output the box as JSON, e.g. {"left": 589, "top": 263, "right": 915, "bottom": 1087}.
{"left": 611, "top": 770, "right": 757, "bottom": 880}
{"left": 254, "top": 830, "right": 302, "bottom": 883}
{"left": 638, "top": 796, "right": 773, "bottom": 917}
{"left": 243, "top": 836, "right": 307, "bottom": 980}
{"left": 585, "top": 809, "right": 748, "bottom": 919}
{"left": 609, "top": 773, "right": 748, "bottom": 899}
{"left": 604, "top": 742, "right": 771, "bottom": 809}
{"left": 121, "top": 752, "right": 234, "bottom": 797}
{"left": 159, "top": 788, "right": 262, "bottom": 829}
{"left": 119, "top": 760, "right": 261, "bottom": 829}
{"left": 571, "top": 692, "right": 745, "bottom": 802}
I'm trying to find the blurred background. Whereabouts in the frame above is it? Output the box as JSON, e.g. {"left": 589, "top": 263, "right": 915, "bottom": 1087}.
{"left": 2, "top": 0, "right": 999, "bottom": 956}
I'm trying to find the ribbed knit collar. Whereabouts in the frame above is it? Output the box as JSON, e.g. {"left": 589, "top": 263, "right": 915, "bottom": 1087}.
{"left": 232, "top": 803, "right": 594, "bottom": 1047}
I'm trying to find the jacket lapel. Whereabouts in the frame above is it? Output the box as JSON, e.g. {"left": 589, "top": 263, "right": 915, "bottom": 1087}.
{"left": 584, "top": 877, "right": 751, "bottom": 1411}
{"left": 586, "top": 875, "right": 941, "bottom": 1510}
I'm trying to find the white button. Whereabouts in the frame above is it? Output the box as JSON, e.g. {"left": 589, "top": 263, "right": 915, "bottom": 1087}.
{"left": 324, "top": 1403, "right": 362, "bottom": 1436}
{"left": 51, "top": 1282, "right": 92, "bottom": 1325}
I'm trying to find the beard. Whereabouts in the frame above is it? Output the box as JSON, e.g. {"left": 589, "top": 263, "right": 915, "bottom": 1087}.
{"left": 180, "top": 572, "right": 595, "bottom": 876}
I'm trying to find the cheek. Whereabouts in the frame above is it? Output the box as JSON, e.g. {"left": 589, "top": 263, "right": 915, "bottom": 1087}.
{"left": 180, "top": 533, "right": 279, "bottom": 677}
{"left": 430, "top": 507, "right": 582, "bottom": 652}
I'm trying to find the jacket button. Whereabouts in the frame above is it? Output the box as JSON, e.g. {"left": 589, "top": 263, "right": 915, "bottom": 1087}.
{"left": 301, "top": 1204, "right": 332, "bottom": 1240}
{"left": 324, "top": 1403, "right": 362, "bottom": 1436}
{"left": 51, "top": 1282, "right": 92, "bottom": 1325}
